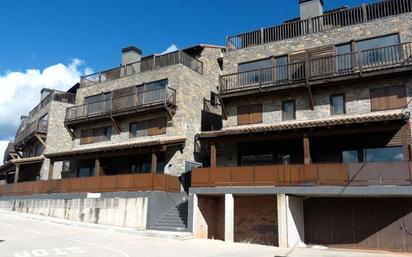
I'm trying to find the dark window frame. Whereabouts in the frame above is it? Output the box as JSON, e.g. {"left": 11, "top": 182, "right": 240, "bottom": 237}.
{"left": 330, "top": 93, "right": 346, "bottom": 115}
{"left": 282, "top": 100, "right": 296, "bottom": 121}
{"left": 80, "top": 126, "right": 113, "bottom": 145}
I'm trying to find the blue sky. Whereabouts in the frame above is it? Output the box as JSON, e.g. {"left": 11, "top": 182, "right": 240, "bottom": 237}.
{"left": 0, "top": 0, "right": 373, "bottom": 155}
{"left": 0, "top": 0, "right": 369, "bottom": 73}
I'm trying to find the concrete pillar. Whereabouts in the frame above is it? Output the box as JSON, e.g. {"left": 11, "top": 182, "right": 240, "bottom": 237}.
{"left": 48, "top": 160, "right": 54, "bottom": 180}
{"left": 210, "top": 143, "right": 217, "bottom": 168}
{"left": 14, "top": 165, "right": 20, "bottom": 183}
{"left": 277, "top": 194, "right": 305, "bottom": 248}
{"left": 224, "top": 193, "right": 234, "bottom": 242}
{"left": 151, "top": 152, "right": 157, "bottom": 173}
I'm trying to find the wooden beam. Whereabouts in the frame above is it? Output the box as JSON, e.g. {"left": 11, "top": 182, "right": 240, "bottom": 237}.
{"left": 217, "top": 94, "right": 228, "bottom": 120}
{"left": 14, "top": 165, "right": 20, "bottom": 183}
{"left": 303, "top": 135, "right": 311, "bottom": 164}
{"left": 210, "top": 143, "right": 217, "bottom": 168}
{"left": 48, "top": 161, "right": 54, "bottom": 180}
{"left": 94, "top": 158, "right": 101, "bottom": 177}
{"left": 401, "top": 123, "right": 410, "bottom": 160}
{"left": 64, "top": 124, "right": 75, "bottom": 140}
{"left": 35, "top": 134, "right": 47, "bottom": 147}
{"left": 110, "top": 117, "right": 121, "bottom": 134}
{"left": 151, "top": 152, "right": 157, "bottom": 173}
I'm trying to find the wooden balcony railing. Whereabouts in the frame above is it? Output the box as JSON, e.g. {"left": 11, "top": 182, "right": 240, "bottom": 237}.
{"left": 227, "top": 0, "right": 412, "bottom": 50}
{"left": 65, "top": 87, "right": 176, "bottom": 122}
{"left": 14, "top": 120, "right": 48, "bottom": 148}
{"left": 81, "top": 51, "right": 203, "bottom": 88}
{"left": 192, "top": 162, "right": 412, "bottom": 187}
{"left": 0, "top": 173, "right": 181, "bottom": 196}
{"left": 220, "top": 42, "right": 412, "bottom": 94}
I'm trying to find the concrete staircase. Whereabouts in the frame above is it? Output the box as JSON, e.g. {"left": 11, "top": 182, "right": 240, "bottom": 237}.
{"left": 150, "top": 196, "right": 189, "bottom": 232}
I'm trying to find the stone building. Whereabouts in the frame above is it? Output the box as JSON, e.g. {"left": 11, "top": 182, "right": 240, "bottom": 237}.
{"left": 191, "top": 0, "right": 412, "bottom": 253}
{"left": 0, "top": 87, "right": 77, "bottom": 183}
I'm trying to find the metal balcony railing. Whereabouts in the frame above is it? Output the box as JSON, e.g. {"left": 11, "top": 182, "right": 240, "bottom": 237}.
{"left": 220, "top": 42, "right": 412, "bottom": 94}
{"left": 80, "top": 51, "right": 203, "bottom": 88}
{"left": 65, "top": 87, "right": 176, "bottom": 122}
{"left": 227, "top": 0, "right": 412, "bottom": 50}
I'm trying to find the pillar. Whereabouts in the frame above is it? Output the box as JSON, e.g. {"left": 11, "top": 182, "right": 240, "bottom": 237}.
{"left": 94, "top": 158, "right": 101, "bottom": 177}
{"left": 224, "top": 193, "right": 234, "bottom": 242}
{"left": 48, "top": 160, "right": 54, "bottom": 180}
{"left": 151, "top": 152, "right": 157, "bottom": 173}
{"left": 210, "top": 143, "right": 217, "bottom": 168}
{"left": 401, "top": 123, "right": 410, "bottom": 161}
{"left": 14, "top": 165, "right": 20, "bottom": 183}
{"left": 277, "top": 194, "right": 305, "bottom": 248}
{"left": 303, "top": 135, "right": 311, "bottom": 164}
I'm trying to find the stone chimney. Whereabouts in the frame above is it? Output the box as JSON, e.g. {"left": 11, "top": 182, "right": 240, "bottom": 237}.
{"left": 40, "top": 88, "right": 53, "bottom": 100}
{"left": 121, "top": 46, "right": 142, "bottom": 65}
{"left": 299, "top": 0, "right": 324, "bottom": 20}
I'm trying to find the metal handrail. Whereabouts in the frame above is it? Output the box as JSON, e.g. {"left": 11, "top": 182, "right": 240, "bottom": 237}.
{"left": 65, "top": 86, "right": 177, "bottom": 121}
{"left": 80, "top": 51, "right": 203, "bottom": 88}
{"left": 227, "top": 0, "right": 412, "bottom": 50}
{"left": 220, "top": 42, "right": 412, "bottom": 93}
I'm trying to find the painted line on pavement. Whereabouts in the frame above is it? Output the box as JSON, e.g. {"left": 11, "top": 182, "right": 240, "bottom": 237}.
{"left": 57, "top": 237, "right": 130, "bottom": 257}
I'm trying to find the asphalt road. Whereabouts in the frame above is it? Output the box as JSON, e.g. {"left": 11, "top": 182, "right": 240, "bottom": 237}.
{"left": 0, "top": 210, "right": 404, "bottom": 257}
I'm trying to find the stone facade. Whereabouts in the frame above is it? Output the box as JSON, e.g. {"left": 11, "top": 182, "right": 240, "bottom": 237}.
{"left": 70, "top": 47, "right": 223, "bottom": 176}
{"left": 223, "top": 13, "right": 412, "bottom": 74}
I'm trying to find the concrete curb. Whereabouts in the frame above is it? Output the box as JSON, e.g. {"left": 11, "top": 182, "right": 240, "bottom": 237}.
{"left": 0, "top": 210, "right": 194, "bottom": 241}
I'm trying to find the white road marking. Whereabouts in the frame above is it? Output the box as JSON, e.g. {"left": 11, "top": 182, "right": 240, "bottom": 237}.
{"left": 57, "top": 237, "right": 130, "bottom": 257}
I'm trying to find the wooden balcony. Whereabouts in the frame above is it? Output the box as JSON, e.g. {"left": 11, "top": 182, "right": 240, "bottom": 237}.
{"left": 220, "top": 42, "right": 412, "bottom": 96}
{"left": 14, "top": 120, "right": 48, "bottom": 148}
{"left": 227, "top": 0, "right": 412, "bottom": 50}
{"left": 65, "top": 87, "right": 176, "bottom": 126}
{"left": 192, "top": 162, "right": 412, "bottom": 187}
{"left": 0, "top": 173, "right": 181, "bottom": 196}
{"left": 80, "top": 51, "right": 203, "bottom": 88}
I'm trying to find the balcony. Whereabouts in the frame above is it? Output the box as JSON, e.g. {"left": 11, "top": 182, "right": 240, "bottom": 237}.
{"left": 192, "top": 162, "right": 412, "bottom": 187}
{"left": 65, "top": 87, "right": 177, "bottom": 125}
{"left": 14, "top": 120, "right": 48, "bottom": 148}
{"left": 220, "top": 42, "right": 412, "bottom": 95}
{"left": 80, "top": 51, "right": 203, "bottom": 88}
{"left": 0, "top": 173, "right": 181, "bottom": 196}
{"left": 227, "top": 0, "right": 412, "bottom": 50}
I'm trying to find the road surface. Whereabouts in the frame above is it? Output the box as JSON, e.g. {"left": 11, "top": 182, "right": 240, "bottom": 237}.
{"left": 0, "top": 210, "right": 403, "bottom": 257}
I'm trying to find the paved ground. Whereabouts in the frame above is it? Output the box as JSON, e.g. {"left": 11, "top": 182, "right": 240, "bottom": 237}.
{"left": 0, "top": 211, "right": 407, "bottom": 257}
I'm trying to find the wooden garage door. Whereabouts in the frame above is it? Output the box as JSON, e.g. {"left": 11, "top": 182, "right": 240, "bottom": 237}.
{"left": 304, "top": 197, "right": 412, "bottom": 252}
{"left": 234, "top": 196, "right": 278, "bottom": 246}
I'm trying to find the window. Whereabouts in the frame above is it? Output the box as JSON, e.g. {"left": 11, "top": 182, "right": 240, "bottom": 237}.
{"left": 370, "top": 85, "right": 406, "bottom": 111}
{"left": 282, "top": 100, "right": 296, "bottom": 121}
{"left": 238, "top": 59, "right": 272, "bottom": 86}
{"left": 356, "top": 34, "right": 400, "bottom": 65}
{"left": 137, "top": 79, "right": 168, "bottom": 104}
{"left": 275, "top": 56, "right": 288, "bottom": 81}
{"left": 335, "top": 43, "right": 352, "bottom": 71}
{"left": 330, "top": 94, "right": 345, "bottom": 115}
{"left": 342, "top": 150, "right": 361, "bottom": 163}
{"left": 240, "top": 154, "right": 273, "bottom": 166}
{"left": 85, "top": 92, "right": 111, "bottom": 114}
{"left": 365, "top": 147, "right": 404, "bottom": 162}
{"left": 237, "top": 104, "right": 262, "bottom": 125}
{"left": 80, "top": 126, "right": 112, "bottom": 145}
{"left": 78, "top": 167, "right": 93, "bottom": 177}
{"left": 130, "top": 118, "right": 167, "bottom": 137}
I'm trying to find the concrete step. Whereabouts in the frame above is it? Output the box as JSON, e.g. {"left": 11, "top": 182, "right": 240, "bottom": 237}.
{"left": 150, "top": 225, "right": 188, "bottom": 232}
{"left": 153, "top": 221, "right": 186, "bottom": 228}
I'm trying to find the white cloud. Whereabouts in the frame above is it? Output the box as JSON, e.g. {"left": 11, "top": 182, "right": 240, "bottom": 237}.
{"left": 161, "top": 44, "right": 178, "bottom": 54}
{"left": 0, "top": 140, "right": 9, "bottom": 163}
{"left": 0, "top": 59, "right": 92, "bottom": 141}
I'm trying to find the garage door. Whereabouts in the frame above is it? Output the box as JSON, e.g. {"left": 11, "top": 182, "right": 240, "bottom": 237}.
{"left": 304, "top": 197, "right": 412, "bottom": 252}
{"left": 234, "top": 196, "right": 278, "bottom": 246}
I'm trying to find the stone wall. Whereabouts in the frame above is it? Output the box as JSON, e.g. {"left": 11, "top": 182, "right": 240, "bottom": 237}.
{"left": 69, "top": 47, "right": 223, "bottom": 176}
{"left": 223, "top": 76, "right": 412, "bottom": 128}
{"left": 223, "top": 13, "right": 412, "bottom": 74}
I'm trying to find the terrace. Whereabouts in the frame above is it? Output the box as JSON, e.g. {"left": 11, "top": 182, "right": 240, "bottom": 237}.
{"left": 65, "top": 86, "right": 177, "bottom": 126}
{"left": 14, "top": 91, "right": 76, "bottom": 148}
{"left": 226, "top": 0, "right": 412, "bottom": 51}
{"left": 80, "top": 50, "right": 203, "bottom": 88}
{"left": 220, "top": 41, "right": 412, "bottom": 96}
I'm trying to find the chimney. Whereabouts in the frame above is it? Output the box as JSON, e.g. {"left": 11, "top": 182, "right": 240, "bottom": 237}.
{"left": 122, "top": 46, "right": 142, "bottom": 65}
{"left": 40, "top": 88, "right": 53, "bottom": 100}
{"left": 299, "top": 0, "right": 324, "bottom": 20}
